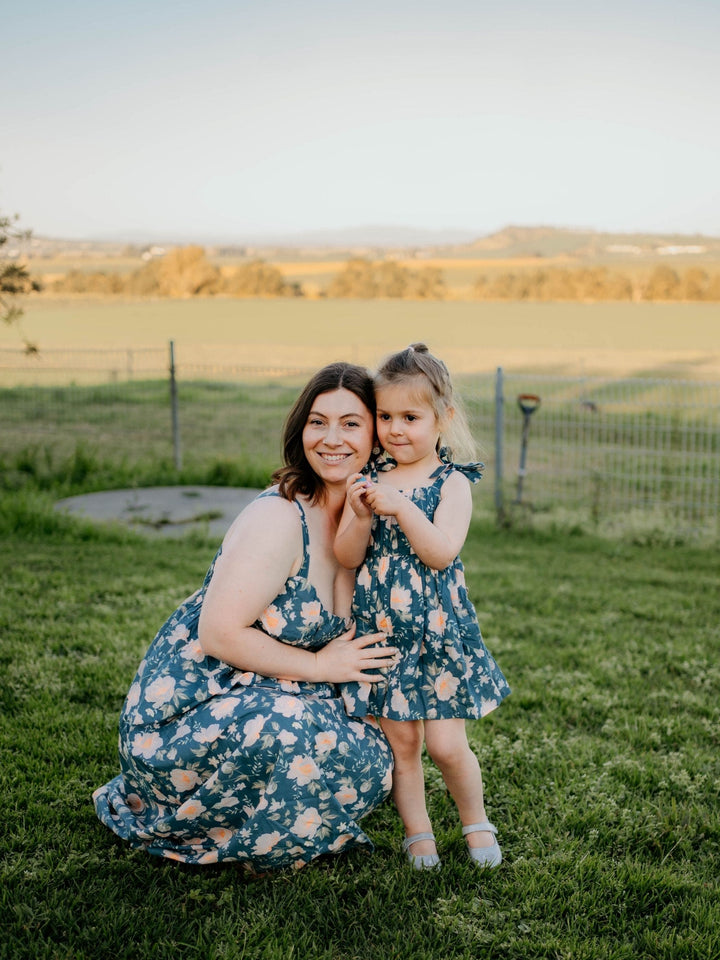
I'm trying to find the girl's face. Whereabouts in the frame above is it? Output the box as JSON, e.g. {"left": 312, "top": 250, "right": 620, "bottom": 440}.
{"left": 302, "top": 388, "right": 374, "bottom": 486}
{"left": 375, "top": 380, "right": 441, "bottom": 470}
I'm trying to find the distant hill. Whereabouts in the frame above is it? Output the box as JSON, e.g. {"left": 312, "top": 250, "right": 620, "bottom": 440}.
{"left": 13, "top": 224, "right": 720, "bottom": 263}
{"left": 460, "top": 225, "right": 720, "bottom": 259}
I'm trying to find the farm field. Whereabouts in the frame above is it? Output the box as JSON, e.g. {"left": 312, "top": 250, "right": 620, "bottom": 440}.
{"left": 10, "top": 297, "right": 720, "bottom": 378}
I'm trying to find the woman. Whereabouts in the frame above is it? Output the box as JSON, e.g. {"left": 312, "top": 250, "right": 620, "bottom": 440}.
{"left": 93, "top": 363, "right": 397, "bottom": 873}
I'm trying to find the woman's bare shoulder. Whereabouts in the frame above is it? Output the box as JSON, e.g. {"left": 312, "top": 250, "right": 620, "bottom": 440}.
{"left": 222, "top": 491, "right": 302, "bottom": 554}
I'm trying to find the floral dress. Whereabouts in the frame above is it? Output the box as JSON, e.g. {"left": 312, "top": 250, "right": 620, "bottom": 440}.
{"left": 342, "top": 454, "right": 510, "bottom": 721}
{"left": 93, "top": 491, "right": 393, "bottom": 873}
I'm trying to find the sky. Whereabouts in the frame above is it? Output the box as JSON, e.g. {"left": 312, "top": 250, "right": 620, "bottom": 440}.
{"left": 2, "top": 0, "right": 719, "bottom": 242}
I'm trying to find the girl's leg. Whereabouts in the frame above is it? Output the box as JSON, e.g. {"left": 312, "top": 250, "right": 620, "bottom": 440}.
{"left": 380, "top": 718, "right": 436, "bottom": 858}
{"left": 424, "top": 718, "right": 495, "bottom": 849}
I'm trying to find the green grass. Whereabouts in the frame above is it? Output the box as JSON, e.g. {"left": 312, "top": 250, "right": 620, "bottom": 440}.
{"left": 2, "top": 495, "right": 719, "bottom": 959}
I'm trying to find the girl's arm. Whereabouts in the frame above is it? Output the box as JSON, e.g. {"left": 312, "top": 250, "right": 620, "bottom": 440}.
{"left": 334, "top": 474, "right": 374, "bottom": 569}
{"left": 364, "top": 471, "right": 472, "bottom": 570}
{"left": 199, "top": 497, "right": 397, "bottom": 681}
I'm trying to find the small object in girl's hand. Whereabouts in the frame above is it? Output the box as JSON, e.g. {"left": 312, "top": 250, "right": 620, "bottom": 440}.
{"left": 353, "top": 476, "right": 367, "bottom": 483}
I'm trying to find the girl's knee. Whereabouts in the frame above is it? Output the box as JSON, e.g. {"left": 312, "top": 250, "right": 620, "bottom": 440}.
{"left": 425, "top": 725, "right": 476, "bottom": 772}
{"left": 382, "top": 719, "right": 424, "bottom": 761}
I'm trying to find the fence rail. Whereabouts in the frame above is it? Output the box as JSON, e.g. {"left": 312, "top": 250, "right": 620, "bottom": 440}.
{"left": 2, "top": 344, "right": 718, "bottom": 534}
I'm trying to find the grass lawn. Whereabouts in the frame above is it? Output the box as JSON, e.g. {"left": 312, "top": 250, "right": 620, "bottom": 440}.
{"left": 2, "top": 495, "right": 719, "bottom": 959}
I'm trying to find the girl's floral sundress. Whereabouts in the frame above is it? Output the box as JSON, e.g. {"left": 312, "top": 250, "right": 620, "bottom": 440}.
{"left": 93, "top": 491, "right": 393, "bottom": 873}
{"left": 342, "top": 454, "right": 511, "bottom": 721}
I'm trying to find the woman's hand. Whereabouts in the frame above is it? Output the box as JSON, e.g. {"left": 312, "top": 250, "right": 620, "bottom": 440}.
{"left": 314, "top": 622, "right": 399, "bottom": 683}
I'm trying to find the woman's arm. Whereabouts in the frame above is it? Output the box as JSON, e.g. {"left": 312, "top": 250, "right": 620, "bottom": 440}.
{"left": 198, "top": 496, "right": 397, "bottom": 681}
{"left": 334, "top": 474, "right": 374, "bottom": 569}
{"left": 364, "top": 471, "right": 472, "bottom": 570}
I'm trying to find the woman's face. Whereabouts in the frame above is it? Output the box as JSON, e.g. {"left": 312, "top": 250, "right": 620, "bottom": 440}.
{"left": 302, "top": 388, "right": 374, "bottom": 485}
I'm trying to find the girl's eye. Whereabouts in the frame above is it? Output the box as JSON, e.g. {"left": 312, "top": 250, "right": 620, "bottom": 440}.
{"left": 378, "top": 413, "right": 390, "bottom": 421}
{"left": 406, "top": 415, "right": 417, "bottom": 422}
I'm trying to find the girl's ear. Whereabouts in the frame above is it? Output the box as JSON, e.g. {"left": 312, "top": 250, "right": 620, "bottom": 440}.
{"left": 441, "top": 405, "right": 455, "bottom": 429}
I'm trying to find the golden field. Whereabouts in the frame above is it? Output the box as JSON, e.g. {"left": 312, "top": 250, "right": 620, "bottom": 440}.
{"left": 6, "top": 296, "right": 720, "bottom": 380}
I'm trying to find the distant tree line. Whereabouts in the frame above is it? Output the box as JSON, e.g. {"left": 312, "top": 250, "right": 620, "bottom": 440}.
{"left": 50, "top": 247, "right": 302, "bottom": 298}
{"left": 46, "top": 247, "right": 720, "bottom": 301}
{"left": 325, "top": 258, "right": 446, "bottom": 299}
{"left": 473, "top": 265, "right": 720, "bottom": 302}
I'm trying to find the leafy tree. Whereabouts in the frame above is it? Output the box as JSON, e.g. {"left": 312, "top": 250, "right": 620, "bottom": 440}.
{"left": 642, "top": 265, "right": 681, "bottom": 301}
{"left": 376, "top": 261, "right": 409, "bottom": 298}
{"left": 326, "top": 258, "right": 378, "bottom": 298}
{"left": 1, "top": 212, "right": 40, "bottom": 353}
{"left": 222, "top": 259, "right": 301, "bottom": 297}
{"left": 407, "top": 266, "right": 446, "bottom": 300}
{"left": 681, "top": 267, "right": 708, "bottom": 300}
{"left": 156, "top": 246, "right": 220, "bottom": 297}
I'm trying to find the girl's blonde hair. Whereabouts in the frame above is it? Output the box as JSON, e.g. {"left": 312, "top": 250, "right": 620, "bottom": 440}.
{"left": 375, "top": 343, "right": 478, "bottom": 461}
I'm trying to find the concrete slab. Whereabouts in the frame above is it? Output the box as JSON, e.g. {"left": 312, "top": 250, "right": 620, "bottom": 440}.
{"left": 55, "top": 486, "right": 262, "bottom": 538}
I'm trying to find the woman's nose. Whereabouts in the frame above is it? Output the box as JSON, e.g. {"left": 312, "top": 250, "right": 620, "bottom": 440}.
{"left": 324, "top": 423, "right": 342, "bottom": 445}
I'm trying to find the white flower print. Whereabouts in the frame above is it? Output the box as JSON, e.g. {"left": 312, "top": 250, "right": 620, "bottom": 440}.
{"left": 131, "top": 731, "right": 163, "bottom": 759}
{"left": 170, "top": 768, "right": 201, "bottom": 792}
{"left": 209, "top": 696, "right": 241, "bottom": 719}
{"left": 390, "top": 585, "right": 412, "bottom": 615}
{"left": 292, "top": 807, "right": 322, "bottom": 838}
{"left": 144, "top": 674, "right": 176, "bottom": 706}
{"left": 434, "top": 670, "right": 460, "bottom": 701}
{"left": 287, "top": 755, "right": 321, "bottom": 785}
{"left": 194, "top": 724, "right": 223, "bottom": 744}
{"left": 273, "top": 695, "right": 305, "bottom": 719}
{"left": 300, "top": 601, "right": 322, "bottom": 625}
{"left": 427, "top": 608, "right": 448, "bottom": 634}
{"left": 253, "top": 831, "right": 283, "bottom": 855}
{"left": 314, "top": 730, "right": 337, "bottom": 754}
{"left": 260, "top": 605, "right": 287, "bottom": 636}
{"left": 176, "top": 798, "right": 207, "bottom": 821}
{"left": 241, "top": 714, "right": 267, "bottom": 747}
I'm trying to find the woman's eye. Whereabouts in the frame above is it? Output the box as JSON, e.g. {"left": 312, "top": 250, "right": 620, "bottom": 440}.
{"left": 345, "top": 420, "right": 359, "bottom": 428}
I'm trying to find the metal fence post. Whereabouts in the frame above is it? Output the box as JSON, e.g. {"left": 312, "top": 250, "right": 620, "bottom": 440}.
{"left": 494, "top": 366, "right": 505, "bottom": 525}
{"left": 169, "top": 340, "right": 182, "bottom": 470}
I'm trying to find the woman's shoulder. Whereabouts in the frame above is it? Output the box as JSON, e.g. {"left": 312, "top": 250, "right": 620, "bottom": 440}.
{"left": 222, "top": 488, "right": 302, "bottom": 551}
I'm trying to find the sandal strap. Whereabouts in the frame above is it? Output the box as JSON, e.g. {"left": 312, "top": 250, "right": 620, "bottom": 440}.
{"left": 402, "top": 832, "right": 436, "bottom": 851}
{"left": 462, "top": 821, "right": 497, "bottom": 837}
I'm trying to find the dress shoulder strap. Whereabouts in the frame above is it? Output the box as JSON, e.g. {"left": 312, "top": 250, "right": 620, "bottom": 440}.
{"left": 256, "top": 489, "right": 311, "bottom": 577}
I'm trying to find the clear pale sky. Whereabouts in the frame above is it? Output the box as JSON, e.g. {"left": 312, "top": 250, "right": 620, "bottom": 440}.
{"left": 2, "top": 0, "right": 719, "bottom": 241}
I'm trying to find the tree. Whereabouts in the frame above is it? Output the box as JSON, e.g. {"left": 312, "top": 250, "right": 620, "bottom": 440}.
{"left": 326, "top": 258, "right": 378, "bottom": 298}
{"left": 1, "top": 212, "right": 40, "bottom": 353}
{"left": 223, "top": 259, "right": 301, "bottom": 297}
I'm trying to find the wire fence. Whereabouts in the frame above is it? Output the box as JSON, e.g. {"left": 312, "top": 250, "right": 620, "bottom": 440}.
{"left": 2, "top": 344, "right": 718, "bottom": 534}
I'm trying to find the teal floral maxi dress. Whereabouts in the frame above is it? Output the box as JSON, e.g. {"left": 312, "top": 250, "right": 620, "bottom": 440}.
{"left": 93, "top": 492, "right": 393, "bottom": 872}
{"left": 341, "top": 455, "right": 511, "bottom": 721}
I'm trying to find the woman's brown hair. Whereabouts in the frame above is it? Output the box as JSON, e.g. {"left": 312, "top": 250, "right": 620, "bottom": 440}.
{"left": 272, "top": 362, "right": 376, "bottom": 502}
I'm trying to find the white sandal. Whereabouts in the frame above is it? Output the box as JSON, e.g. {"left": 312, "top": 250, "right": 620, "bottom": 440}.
{"left": 462, "top": 821, "right": 502, "bottom": 868}
{"left": 402, "top": 832, "right": 441, "bottom": 870}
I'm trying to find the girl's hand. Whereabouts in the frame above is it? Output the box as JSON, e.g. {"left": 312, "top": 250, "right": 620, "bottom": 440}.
{"left": 364, "top": 483, "right": 408, "bottom": 517}
{"left": 346, "top": 473, "right": 374, "bottom": 519}
{"left": 314, "top": 622, "right": 399, "bottom": 682}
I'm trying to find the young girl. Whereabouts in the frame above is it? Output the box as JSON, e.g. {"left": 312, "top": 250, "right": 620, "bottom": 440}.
{"left": 335, "top": 343, "right": 510, "bottom": 870}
